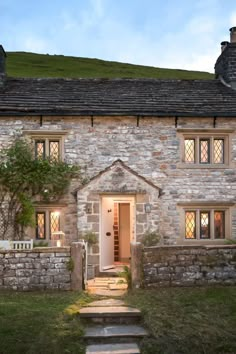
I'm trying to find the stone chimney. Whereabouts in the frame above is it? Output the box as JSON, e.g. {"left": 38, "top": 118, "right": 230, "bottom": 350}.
{"left": 215, "top": 27, "right": 236, "bottom": 89}
{"left": 0, "top": 45, "right": 6, "bottom": 88}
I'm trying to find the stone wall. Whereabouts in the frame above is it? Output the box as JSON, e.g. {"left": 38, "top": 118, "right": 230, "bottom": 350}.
{"left": 0, "top": 115, "right": 236, "bottom": 252}
{"left": 143, "top": 245, "right": 236, "bottom": 287}
{"left": 0, "top": 247, "right": 71, "bottom": 291}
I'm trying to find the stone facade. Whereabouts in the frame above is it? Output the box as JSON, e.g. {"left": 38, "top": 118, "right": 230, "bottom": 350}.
{"left": 143, "top": 245, "right": 236, "bottom": 287}
{"left": 0, "top": 115, "right": 236, "bottom": 272}
{"left": 0, "top": 247, "right": 71, "bottom": 291}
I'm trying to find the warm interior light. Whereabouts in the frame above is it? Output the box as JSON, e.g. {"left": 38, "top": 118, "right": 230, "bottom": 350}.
{"left": 53, "top": 211, "right": 60, "bottom": 217}
{"left": 56, "top": 240, "right": 61, "bottom": 247}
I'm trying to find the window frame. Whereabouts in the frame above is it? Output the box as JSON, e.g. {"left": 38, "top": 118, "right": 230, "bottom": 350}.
{"left": 178, "top": 202, "right": 233, "bottom": 243}
{"left": 23, "top": 130, "right": 68, "bottom": 161}
{"left": 34, "top": 206, "right": 65, "bottom": 241}
{"left": 177, "top": 129, "right": 233, "bottom": 168}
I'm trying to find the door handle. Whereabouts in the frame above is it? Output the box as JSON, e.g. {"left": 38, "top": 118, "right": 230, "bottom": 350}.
{"left": 106, "top": 232, "right": 111, "bottom": 236}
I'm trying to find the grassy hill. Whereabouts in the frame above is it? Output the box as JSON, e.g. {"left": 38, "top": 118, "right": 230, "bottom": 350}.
{"left": 6, "top": 51, "right": 214, "bottom": 80}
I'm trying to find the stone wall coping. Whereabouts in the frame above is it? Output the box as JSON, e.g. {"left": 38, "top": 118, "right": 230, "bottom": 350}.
{"left": 144, "top": 244, "right": 236, "bottom": 250}
{"left": 0, "top": 246, "right": 71, "bottom": 254}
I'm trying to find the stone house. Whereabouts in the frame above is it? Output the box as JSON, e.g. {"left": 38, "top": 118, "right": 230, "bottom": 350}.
{"left": 0, "top": 27, "right": 236, "bottom": 274}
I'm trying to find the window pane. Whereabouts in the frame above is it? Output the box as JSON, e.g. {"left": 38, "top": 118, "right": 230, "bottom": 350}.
{"left": 36, "top": 212, "right": 45, "bottom": 239}
{"left": 50, "top": 211, "right": 60, "bottom": 238}
{"left": 200, "top": 139, "right": 210, "bottom": 163}
{"left": 185, "top": 211, "right": 196, "bottom": 239}
{"left": 200, "top": 211, "right": 210, "bottom": 239}
{"left": 184, "top": 139, "right": 195, "bottom": 163}
{"left": 214, "top": 211, "right": 225, "bottom": 239}
{"left": 35, "top": 140, "right": 45, "bottom": 159}
{"left": 214, "top": 139, "right": 224, "bottom": 164}
{"left": 49, "top": 141, "right": 60, "bottom": 161}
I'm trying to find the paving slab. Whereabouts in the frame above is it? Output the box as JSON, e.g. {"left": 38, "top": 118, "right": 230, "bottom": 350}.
{"left": 86, "top": 343, "right": 140, "bottom": 354}
{"left": 80, "top": 306, "right": 141, "bottom": 318}
{"left": 84, "top": 325, "right": 148, "bottom": 339}
{"left": 109, "top": 283, "right": 128, "bottom": 290}
{"left": 87, "top": 299, "right": 125, "bottom": 307}
{"left": 87, "top": 289, "right": 127, "bottom": 297}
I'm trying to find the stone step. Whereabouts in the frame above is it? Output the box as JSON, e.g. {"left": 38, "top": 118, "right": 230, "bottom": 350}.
{"left": 87, "top": 289, "right": 127, "bottom": 297}
{"left": 109, "top": 283, "right": 128, "bottom": 290}
{"left": 87, "top": 285, "right": 110, "bottom": 290}
{"left": 84, "top": 324, "right": 148, "bottom": 343}
{"left": 80, "top": 306, "right": 141, "bottom": 324}
{"left": 80, "top": 306, "right": 141, "bottom": 318}
{"left": 87, "top": 278, "right": 127, "bottom": 285}
{"left": 86, "top": 299, "right": 125, "bottom": 307}
{"left": 86, "top": 342, "right": 140, "bottom": 354}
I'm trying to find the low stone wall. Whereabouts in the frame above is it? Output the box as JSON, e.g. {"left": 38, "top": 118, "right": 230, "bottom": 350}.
{"left": 143, "top": 245, "right": 236, "bottom": 287}
{"left": 0, "top": 247, "right": 71, "bottom": 291}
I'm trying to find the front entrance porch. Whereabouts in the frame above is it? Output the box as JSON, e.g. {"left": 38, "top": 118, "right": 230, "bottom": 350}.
{"left": 75, "top": 159, "right": 161, "bottom": 278}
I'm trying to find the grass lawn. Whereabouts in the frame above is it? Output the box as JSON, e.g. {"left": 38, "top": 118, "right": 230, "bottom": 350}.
{"left": 0, "top": 291, "right": 94, "bottom": 354}
{"left": 125, "top": 287, "right": 236, "bottom": 354}
{"left": 0, "top": 287, "right": 235, "bottom": 354}
{"left": 6, "top": 51, "right": 214, "bottom": 80}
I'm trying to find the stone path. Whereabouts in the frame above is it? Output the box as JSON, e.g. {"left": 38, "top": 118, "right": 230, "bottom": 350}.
{"left": 82, "top": 278, "right": 148, "bottom": 354}
{"left": 87, "top": 277, "right": 128, "bottom": 297}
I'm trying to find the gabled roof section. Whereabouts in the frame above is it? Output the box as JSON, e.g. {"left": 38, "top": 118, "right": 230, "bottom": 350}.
{"left": 1, "top": 77, "right": 236, "bottom": 116}
{"left": 74, "top": 159, "right": 161, "bottom": 194}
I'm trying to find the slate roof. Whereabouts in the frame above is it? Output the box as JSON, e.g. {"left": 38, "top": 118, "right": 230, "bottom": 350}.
{"left": 0, "top": 77, "right": 236, "bottom": 116}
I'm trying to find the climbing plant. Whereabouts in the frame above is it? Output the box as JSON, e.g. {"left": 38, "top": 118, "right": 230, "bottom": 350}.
{"left": 0, "top": 138, "right": 80, "bottom": 239}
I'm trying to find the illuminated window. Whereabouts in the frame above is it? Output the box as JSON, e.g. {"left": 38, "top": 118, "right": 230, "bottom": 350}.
{"left": 35, "top": 141, "right": 45, "bottom": 159}
{"left": 185, "top": 211, "right": 196, "bottom": 239}
{"left": 200, "top": 211, "right": 210, "bottom": 239}
{"left": 49, "top": 141, "right": 60, "bottom": 161}
{"left": 214, "top": 211, "right": 225, "bottom": 239}
{"left": 214, "top": 139, "right": 224, "bottom": 164}
{"left": 50, "top": 211, "right": 60, "bottom": 237}
{"left": 200, "top": 139, "right": 210, "bottom": 164}
{"left": 35, "top": 209, "right": 63, "bottom": 240}
{"left": 36, "top": 212, "right": 45, "bottom": 239}
{"left": 184, "top": 139, "right": 195, "bottom": 163}
{"left": 184, "top": 208, "right": 227, "bottom": 240}
{"left": 178, "top": 129, "right": 232, "bottom": 167}
{"left": 35, "top": 139, "right": 60, "bottom": 161}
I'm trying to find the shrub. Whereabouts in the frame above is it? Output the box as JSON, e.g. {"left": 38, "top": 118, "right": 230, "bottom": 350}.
{"left": 142, "top": 229, "right": 162, "bottom": 247}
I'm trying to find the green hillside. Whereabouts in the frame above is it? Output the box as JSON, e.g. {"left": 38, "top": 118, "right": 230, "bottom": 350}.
{"left": 6, "top": 51, "right": 214, "bottom": 80}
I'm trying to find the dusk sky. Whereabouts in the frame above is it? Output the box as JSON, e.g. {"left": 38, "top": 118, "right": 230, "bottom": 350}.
{"left": 1, "top": 0, "right": 236, "bottom": 73}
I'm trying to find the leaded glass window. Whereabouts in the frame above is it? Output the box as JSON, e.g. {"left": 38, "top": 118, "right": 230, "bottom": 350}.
{"left": 214, "top": 211, "right": 225, "bottom": 239}
{"left": 200, "top": 211, "right": 210, "bottom": 239}
{"left": 214, "top": 139, "right": 224, "bottom": 164}
{"left": 50, "top": 211, "right": 60, "bottom": 238}
{"left": 36, "top": 212, "right": 45, "bottom": 239}
{"left": 185, "top": 211, "right": 196, "bottom": 239}
{"left": 35, "top": 141, "right": 45, "bottom": 159}
{"left": 200, "top": 139, "right": 210, "bottom": 164}
{"left": 184, "top": 209, "right": 227, "bottom": 240}
{"left": 184, "top": 139, "right": 195, "bottom": 163}
{"left": 181, "top": 134, "right": 228, "bottom": 166}
{"left": 34, "top": 139, "right": 61, "bottom": 161}
{"left": 49, "top": 141, "right": 60, "bottom": 161}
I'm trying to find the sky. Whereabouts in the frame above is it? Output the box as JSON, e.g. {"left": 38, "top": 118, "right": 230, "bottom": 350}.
{"left": 0, "top": 0, "right": 236, "bottom": 73}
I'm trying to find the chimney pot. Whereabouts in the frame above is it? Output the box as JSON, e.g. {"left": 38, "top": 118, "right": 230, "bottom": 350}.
{"left": 221, "top": 41, "right": 229, "bottom": 52}
{"left": 229, "top": 26, "right": 236, "bottom": 43}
